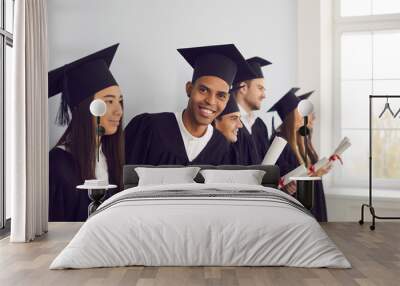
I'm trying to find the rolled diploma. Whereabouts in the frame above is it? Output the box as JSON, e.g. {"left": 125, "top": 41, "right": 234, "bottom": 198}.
{"left": 281, "top": 164, "right": 307, "bottom": 186}
{"left": 334, "top": 141, "right": 351, "bottom": 156}
{"left": 262, "top": 136, "right": 287, "bottom": 165}
{"left": 333, "top": 137, "right": 351, "bottom": 155}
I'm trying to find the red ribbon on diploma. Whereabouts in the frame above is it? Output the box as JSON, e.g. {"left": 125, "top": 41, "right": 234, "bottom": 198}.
{"left": 308, "top": 165, "right": 316, "bottom": 173}
{"left": 278, "top": 178, "right": 285, "bottom": 189}
{"left": 329, "top": 154, "right": 343, "bottom": 165}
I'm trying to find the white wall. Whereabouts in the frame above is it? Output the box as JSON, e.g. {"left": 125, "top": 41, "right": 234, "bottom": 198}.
{"left": 297, "top": 0, "right": 334, "bottom": 161}
{"left": 297, "top": 0, "right": 321, "bottom": 152}
{"left": 47, "top": 0, "right": 298, "bottom": 147}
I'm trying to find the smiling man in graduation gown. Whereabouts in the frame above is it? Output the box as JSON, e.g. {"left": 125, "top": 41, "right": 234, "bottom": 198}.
{"left": 214, "top": 94, "right": 259, "bottom": 165}
{"left": 231, "top": 56, "right": 272, "bottom": 164}
{"left": 125, "top": 44, "right": 255, "bottom": 165}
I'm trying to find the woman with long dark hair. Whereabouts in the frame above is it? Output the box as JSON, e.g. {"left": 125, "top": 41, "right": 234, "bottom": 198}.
{"left": 48, "top": 44, "right": 124, "bottom": 222}
{"left": 296, "top": 91, "right": 330, "bottom": 222}
{"left": 270, "top": 89, "right": 330, "bottom": 219}
{"left": 269, "top": 88, "right": 304, "bottom": 196}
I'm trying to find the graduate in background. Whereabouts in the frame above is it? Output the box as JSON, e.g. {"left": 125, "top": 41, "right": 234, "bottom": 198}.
{"left": 48, "top": 44, "right": 124, "bottom": 222}
{"left": 125, "top": 44, "right": 255, "bottom": 165}
{"left": 268, "top": 88, "right": 303, "bottom": 196}
{"left": 296, "top": 90, "right": 329, "bottom": 222}
{"left": 270, "top": 87, "right": 301, "bottom": 139}
{"left": 269, "top": 88, "right": 330, "bottom": 208}
{"left": 231, "top": 57, "right": 272, "bottom": 163}
{"left": 214, "top": 95, "right": 259, "bottom": 165}
{"left": 214, "top": 94, "right": 243, "bottom": 144}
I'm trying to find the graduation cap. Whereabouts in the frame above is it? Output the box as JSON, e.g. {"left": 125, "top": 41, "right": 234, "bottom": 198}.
{"left": 48, "top": 44, "right": 119, "bottom": 125}
{"left": 230, "top": 56, "right": 272, "bottom": 92}
{"left": 177, "top": 44, "right": 255, "bottom": 87}
{"left": 268, "top": 87, "right": 301, "bottom": 122}
{"left": 218, "top": 93, "right": 240, "bottom": 118}
{"left": 290, "top": 87, "right": 301, "bottom": 95}
{"left": 298, "top": 90, "right": 314, "bottom": 100}
{"left": 242, "top": 57, "right": 272, "bottom": 81}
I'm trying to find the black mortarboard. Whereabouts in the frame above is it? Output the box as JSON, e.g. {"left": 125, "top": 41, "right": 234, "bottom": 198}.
{"left": 298, "top": 90, "right": 314, "bottom": 100}
{"left": 248, "top": 57, "right": 272, "bottom": 76}
{"left": 177, "top": 44, "right": 255, "bottom": 87}
{"left": 268, "top": 87, "right": 301, "bottom": 121}
{"left": 48, "top": 44, "right": 119, "bottom": 125}
{"left": 230, "top": 56, "right": 271, "bottom": 91}
{"left": 290, "top": 87, "right": 301, "bottom": 95}
{"left": 218, "top": 92, "right": 240, "bottom": 118}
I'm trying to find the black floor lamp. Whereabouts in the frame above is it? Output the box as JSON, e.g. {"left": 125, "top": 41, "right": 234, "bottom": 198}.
{"left": 296, "top": 99, "right": 316, "bottom": 209}
{"left": 89, "top": 99, "right": 107, "bottom": 162}
{"left": 298, "top": 99, "right": 314, "bottom": 167}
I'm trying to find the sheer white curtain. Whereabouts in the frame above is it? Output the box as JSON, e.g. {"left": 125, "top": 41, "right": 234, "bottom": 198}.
{"left": 7, "top": 0, "right": 49, "bottom": 242}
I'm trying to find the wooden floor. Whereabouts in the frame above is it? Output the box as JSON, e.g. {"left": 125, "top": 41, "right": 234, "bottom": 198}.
{"left": 0, "top": 222, "right": 399, "bottom": 286}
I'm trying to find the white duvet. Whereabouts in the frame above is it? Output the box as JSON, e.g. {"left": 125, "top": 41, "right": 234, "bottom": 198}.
{"left": 50, "top": 183, "right": 351, "bottom": 269}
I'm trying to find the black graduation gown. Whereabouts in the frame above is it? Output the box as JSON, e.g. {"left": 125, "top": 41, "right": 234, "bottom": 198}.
{"left": 276, "top": 144, "right": 300, "bottom": 177}
{"left": 278, "top": 145, "right": 328, "bottom": 222}
{"left": 251, "top": 118, "right": 270, "bottom": 160}
{"left": 268, "top": 132, "right": 300, "bottom": 177}
{"left": 312, "top": 181, "right": 328, "bottom": 222}
{"left": 125, "top": 112, "right": 231, "bottom": 165}
{"left": 230, "top": 127, "right": 262, "bottom": 165}
{"left": 273, "top": 132, "right": 328, "bottom": 222}
{"left": 49, "top": 148, "right": 90, "bottom": 222}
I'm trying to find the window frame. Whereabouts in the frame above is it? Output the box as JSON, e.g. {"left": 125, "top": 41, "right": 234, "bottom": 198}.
{"left": 333, "top": 1, "right": 400, "bottom": 188}
{"left": 336, "top": 0, "right": 400, "bottom": 21}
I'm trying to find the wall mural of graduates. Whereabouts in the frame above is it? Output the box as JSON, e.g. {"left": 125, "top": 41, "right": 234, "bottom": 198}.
{"left": 48, "top": 43, "right": 330, "bottom": 223}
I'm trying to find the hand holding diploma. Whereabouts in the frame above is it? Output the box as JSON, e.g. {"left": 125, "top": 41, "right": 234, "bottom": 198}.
{"left": 308, "top": 161, "right": 332, "bottom": 177}
{"left": 278, "top": 164, "right": 307, "bottom": 188}
{"left": 330, "top": 136, "right": 351, "bottom": 164}
{"left": 308, "top": 157, "right": 331, "bottom": 176}
{"left": 283, "top": 181, "right": 297, "bottom": 195}
{"left": 307, "top": 137, "right": 351, "bottom": 176}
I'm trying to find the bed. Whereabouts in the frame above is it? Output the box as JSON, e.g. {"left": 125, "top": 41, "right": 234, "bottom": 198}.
{"left": 50, "top": 165, "right": 351, "bottom": 269}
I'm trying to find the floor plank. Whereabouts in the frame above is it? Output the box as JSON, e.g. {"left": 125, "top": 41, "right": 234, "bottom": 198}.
{"left": 0, "top": 222, "right": 399, "bottom": 286}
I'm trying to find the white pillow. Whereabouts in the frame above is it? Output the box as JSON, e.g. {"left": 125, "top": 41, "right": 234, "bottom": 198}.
{"left": 200, "top": 169, "right": 266, "bottom": 185}
{"left": 135, "top": 167, "right": 201, "bottom": 186}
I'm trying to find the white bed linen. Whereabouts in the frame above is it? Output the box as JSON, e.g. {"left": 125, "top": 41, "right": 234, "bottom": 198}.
{"left": 50, "top": 183, "right": 351, "bottom": 269}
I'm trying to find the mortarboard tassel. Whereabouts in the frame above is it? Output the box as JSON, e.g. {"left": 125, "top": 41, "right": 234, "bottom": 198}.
{"left": 56, "top": 70, "right": 71, "bottom": 126}
{"left": 271, "top": 116, "right": 276, "bottom": 138}
{"left": 55, "top": 93, "right": 70, "bottom": 126}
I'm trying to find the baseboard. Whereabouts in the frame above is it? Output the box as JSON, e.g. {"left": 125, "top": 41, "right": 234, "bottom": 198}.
{"left": 326, "top": 195, "right": 400, "bottom": 222}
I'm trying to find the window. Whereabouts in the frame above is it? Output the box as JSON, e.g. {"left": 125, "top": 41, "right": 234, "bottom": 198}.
{"left": 341, "top": 0, "right": 400, "bottom": 17}
{"left": 1, "top": 0, "right": 14, "bottom": 231}
{"left": 335, "top": 2, "right": 400, "bottom": 188}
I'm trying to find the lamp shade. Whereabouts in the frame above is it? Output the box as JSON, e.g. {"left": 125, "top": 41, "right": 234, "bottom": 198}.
{"left": 89, "top": 99, "right": 107, "bottom": 117}
{"left": 298, "top": 99, "right": 314, "bottom": 117}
